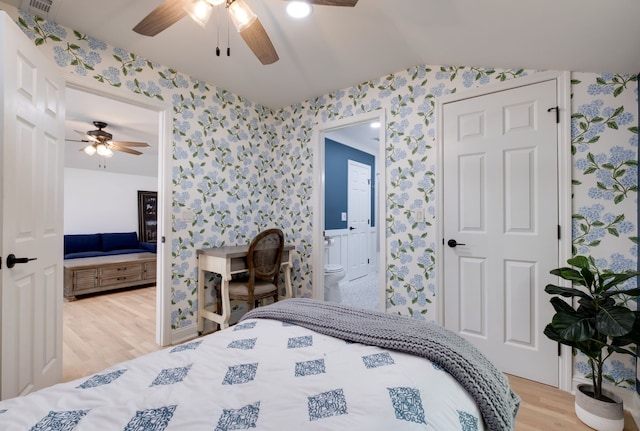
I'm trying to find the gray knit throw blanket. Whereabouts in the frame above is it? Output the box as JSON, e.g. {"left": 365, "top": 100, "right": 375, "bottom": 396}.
{"left": 241, "top": 298, "right": 520, "bottom": 431}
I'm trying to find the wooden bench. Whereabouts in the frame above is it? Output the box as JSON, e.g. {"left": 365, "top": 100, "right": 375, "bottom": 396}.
{"left": 63, "top": 252, "right": 156, "bottom": 299}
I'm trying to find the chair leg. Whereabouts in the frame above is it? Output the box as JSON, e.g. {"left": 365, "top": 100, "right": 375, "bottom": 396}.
{"left": 216, "top": 286, "right": 222, "bottom": 315}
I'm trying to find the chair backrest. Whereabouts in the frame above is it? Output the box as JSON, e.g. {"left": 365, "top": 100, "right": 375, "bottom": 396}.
{"left": 247, "top": 228, "right": 284, "bottom": 281}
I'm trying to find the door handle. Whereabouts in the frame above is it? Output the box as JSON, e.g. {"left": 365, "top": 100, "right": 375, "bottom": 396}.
{"left": 6, "top": 254, "right": 37, "bottom": 269}
{"left": 447, "top": 239, "right": 466, "bottom": 248}
{"left": 349, "top": 226, "right": 355, "bottom": 230}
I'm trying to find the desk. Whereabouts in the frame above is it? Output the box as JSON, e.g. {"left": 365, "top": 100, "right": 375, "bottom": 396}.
{"left": 196, "top": 244, "right": 294, "bottom": 333}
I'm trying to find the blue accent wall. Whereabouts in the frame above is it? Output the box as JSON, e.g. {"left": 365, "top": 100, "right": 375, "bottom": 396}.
{"left": 324, "top": 138, "right": 375, "bottom": 230}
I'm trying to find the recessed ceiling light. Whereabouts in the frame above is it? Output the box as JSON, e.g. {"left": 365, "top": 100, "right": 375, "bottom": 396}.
{"left": 286, "top": 1, "right": 312, "bottom": 19}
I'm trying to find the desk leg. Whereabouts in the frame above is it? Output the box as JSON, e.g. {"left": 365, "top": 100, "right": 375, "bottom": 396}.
{"left": 219, "top": 275, "right": 231, "bottom": 330}
{"left": 283, "top": 261, "right": 293, "bottom": 299}
{"left": 197, "top": 268, "right": 205, "bottom": 335}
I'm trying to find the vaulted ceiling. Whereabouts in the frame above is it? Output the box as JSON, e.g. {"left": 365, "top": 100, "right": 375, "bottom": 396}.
{"left": 4, "top": 0, "right": 638, "bottom": 177}
{"left": 5, "top": 0, "right": 640, "bottom": 109}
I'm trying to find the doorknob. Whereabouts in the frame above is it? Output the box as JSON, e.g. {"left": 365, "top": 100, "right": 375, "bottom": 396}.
{"left": 447, "top": 239, "right": 466, "bottom": 248}
{"left": 6, "top": 254, "right": 37, "bottom": 269}
{"left": 349, "top": 226, "right": 355, "bottom": 230}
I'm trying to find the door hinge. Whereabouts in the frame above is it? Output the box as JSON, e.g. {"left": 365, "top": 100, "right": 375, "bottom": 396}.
{"left": 368, "top": 179, "right": 371, "bottom": 185}
{"left": 161, "top": 236, "right": 166, "bottom": 243}
{"left": 547, "top": 106, "right": 560, "bottom": 124}
{"left": 557, "top": 225, "right": 561, "bottom": 240}
{"left": 367, "top": 258, "right": 370, "bottom": 264}
{"left": 558, "top": 342, "right": 561, "bottom": 357}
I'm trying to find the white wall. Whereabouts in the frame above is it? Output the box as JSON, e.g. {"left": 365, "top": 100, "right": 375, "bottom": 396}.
{"left": 64, "top": 168, "right": 157, "bottom": 235}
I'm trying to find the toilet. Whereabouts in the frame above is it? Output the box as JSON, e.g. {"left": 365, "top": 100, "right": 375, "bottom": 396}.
{"left": 324, "top": 263, "right": 345, "bottom": 302}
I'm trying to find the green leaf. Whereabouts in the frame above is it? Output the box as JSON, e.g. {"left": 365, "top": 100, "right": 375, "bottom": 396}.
{"left": 545, "top": 284, "right": 590, "bottom": 300}
{"left": 610, "top": 286, "right": 640, "bottom": 297}
{"left": 596, "top": 307, "right": 635, "bottom": 337}
{"left": 551, "top": 310, "right": 595, "bottom": 342}
{"left": 550, "top": 267, "right": 588, "bottom": 285}
{"left": 567, "top": 255, "right": 590, "bottom": 269}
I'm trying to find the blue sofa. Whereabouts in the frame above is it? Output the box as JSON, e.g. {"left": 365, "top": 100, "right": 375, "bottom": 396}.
{"left": 64, "top": 232, "right": 156, "bottom": 260}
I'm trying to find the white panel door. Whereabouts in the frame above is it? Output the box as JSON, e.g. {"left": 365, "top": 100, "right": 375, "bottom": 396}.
{"left": 0, "top": 12, "right": 65, "bottom": 399}
{"left": 347, "top": 160, "right": 371, "bottom": 281}
{"left": 443, "top": 79, "right": 559, "bottom": 386}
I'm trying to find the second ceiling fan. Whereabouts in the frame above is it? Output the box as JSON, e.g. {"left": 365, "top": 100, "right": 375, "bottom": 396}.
{"left": 69, "top": 121, "right": 150, "bottom": 157}
{"left": 133, "top": 0, "right": 359, "bottom": 65}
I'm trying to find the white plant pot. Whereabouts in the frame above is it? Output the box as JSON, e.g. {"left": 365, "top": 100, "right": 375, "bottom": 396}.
{"left": 574, "top": 384, "right": 624, "bottom": 431}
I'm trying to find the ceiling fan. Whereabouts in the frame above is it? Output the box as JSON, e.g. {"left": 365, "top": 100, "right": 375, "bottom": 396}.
{"left": 132, "top": 0, "right": 359, "bottom": 65}
{"left": 67, "top": 121, "right": 150, "bottom": 157}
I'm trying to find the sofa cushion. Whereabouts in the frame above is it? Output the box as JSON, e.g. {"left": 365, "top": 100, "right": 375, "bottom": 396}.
{"left": 140, "top": 242, "right": 157, "bottom": 253}
{"left": 102, "top": 249, "right": 147, "bottom": 256}
{"left": 101, "top": 232, "right": 139, "bottom": 252}
{"left": 64, "top": 234, "right": 101, "bottom": 255}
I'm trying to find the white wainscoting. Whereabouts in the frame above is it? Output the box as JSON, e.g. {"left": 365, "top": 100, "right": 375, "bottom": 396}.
{"left": 324, "top": 227, "right": 377, "bottom": 281}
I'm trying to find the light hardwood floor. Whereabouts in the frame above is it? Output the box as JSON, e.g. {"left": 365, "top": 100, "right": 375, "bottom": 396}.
{"left": 63, "top": 286, "right": 638, "bottom": 430}
{"left": 63, "top": 285, "right": 162, "bottom": 382}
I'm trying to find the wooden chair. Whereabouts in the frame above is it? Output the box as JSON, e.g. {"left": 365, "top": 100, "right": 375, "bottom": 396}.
{"left": 226, "top": 228, "right": 284, "bottom": 311}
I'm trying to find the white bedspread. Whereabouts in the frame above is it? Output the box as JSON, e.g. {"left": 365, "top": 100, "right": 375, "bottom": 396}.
{"left": 0, "top": 318, "right": 485, "bottom": 430}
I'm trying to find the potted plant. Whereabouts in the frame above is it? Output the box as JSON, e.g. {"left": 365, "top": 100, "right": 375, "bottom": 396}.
{"left": 544, "top": 255, "right": 640, "bottom": 431}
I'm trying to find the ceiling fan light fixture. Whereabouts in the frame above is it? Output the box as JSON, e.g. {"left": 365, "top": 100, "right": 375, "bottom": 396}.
{"left": 96, "top": 143, "right": 111, "bottom": 157}
{"left": 83, "top": 145, "right": 97, "bottom": 156}
{"left": 207, "top": 0, "right": 225, "bottom": 5}
{"left": 103, "top": 148, "right": 114, "bottom": 158}
{"left": 228, "top": 0, "right": 257, "bottom": 31}
{"left": 286, "top": 1, "right": 312, "bottom": 19}
{"left": 184, "top": 0, "right": 214, "bottom": 27}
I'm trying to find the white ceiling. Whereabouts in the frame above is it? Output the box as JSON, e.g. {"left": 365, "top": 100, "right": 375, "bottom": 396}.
{"left": 6, "top": 0, "right": 640, "bottom": 109}
{"left": 64, "top": 87, "right": 159, "bottom": 177}
{"left": 5, "top": 0, "right": 639, "bottom": 176}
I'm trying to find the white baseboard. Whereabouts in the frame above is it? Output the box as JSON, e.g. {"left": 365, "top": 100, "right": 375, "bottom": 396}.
{"left": 170, "top": 324, "right": 199, "bottom": 345}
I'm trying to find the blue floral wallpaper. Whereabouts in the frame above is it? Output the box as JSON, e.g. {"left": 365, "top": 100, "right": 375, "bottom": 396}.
{"left": 4, "top": 7, "right": 638, "bottom": 393}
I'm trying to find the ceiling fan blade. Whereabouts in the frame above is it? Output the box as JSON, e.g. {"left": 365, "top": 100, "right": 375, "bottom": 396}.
{"left": 239, "top": 18, "right": 279, "bottom": 65}
{"left": 75, "top": 130, "right": 98, "bottom": 142}
{"left": 112, "top": 145, "right": 143, "bottom": 156}
{"left": 66, "top": 138, "right": 90, "bottom": 143}
{"left": 110, "top": 141, "right": 150, "bottom": 147}
{"left": 133, "top": 0, "right": 191, "bottom": 36}
{"left": 301, "top": 0, "right": 358, "bottom": 6}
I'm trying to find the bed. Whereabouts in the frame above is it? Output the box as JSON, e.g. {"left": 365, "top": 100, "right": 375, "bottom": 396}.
{"left": 0, "top": 299, "right": 520, "bottom": 430}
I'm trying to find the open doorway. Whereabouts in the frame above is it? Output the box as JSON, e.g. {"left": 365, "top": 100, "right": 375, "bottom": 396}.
{"left": 312, "top": 111, "right": 386, "bottom": 311}
{"left": 62, "top": 83, "right": 170, "bottom": 379}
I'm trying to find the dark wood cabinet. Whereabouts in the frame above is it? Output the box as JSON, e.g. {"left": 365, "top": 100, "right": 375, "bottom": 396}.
{"left": 138, "top": 190, "right": 157, "bottom": 243}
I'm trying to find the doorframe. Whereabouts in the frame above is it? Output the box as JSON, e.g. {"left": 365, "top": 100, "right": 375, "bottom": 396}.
{"left": 312, "top": 110, "right": 386, "bottom": 310}
{"left": 64, "top": 74, "right": 173, "bottom": 347}
{"left": 435, "top": 70, "right": 572, "bottom": 391}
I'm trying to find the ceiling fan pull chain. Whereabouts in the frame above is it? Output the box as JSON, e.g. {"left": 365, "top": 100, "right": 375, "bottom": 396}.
{"left": 215, "top": 5, "right": 221, "bottom": 56}
{"left": 226, "top": 7, "right": 231, "bottom": 57}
